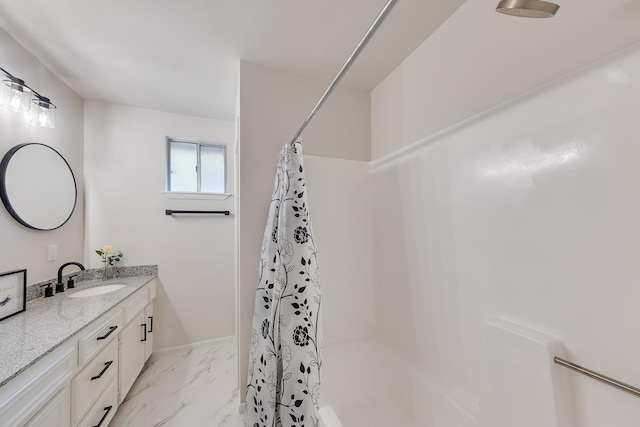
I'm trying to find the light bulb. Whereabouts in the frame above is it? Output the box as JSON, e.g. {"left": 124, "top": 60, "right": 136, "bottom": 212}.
{"left": 2, "top": 79, "right": 31, "bottom": 114}
{"left": 32, "top": 97, "right": 56, "bottom": 128}
{"left": 38, "top": 109, "right": 49, "bottom": 127}
{"left": 10, "top": 92, "right": 21, "bottom": 112}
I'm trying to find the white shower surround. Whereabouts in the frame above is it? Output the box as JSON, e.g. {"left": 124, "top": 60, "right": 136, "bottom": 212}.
{"left": 306, "top": 154, "right": 477, "bottom": 426}
{"left": 368, "top": 39, "right": 640, "bottom": 426}
{"left": 307, "top": 40, "right": 640, "bottom": 426}
{"left": 305, "top": 156, "right": 420, "bottom": 426}
{"left": 239, "top": 35, "right": 640, "bottom": 427}
{"left": 319, "top": 337, "right": 422, "bottom": 427}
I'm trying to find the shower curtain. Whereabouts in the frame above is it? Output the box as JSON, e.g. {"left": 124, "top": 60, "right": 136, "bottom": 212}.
{"left": 245, "top": 141, "right": 322, "bottom": 427}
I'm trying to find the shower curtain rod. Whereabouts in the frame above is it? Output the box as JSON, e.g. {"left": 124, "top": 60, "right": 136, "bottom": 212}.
{"left": 290, "top": 0, "right": 398, "bottom": 145}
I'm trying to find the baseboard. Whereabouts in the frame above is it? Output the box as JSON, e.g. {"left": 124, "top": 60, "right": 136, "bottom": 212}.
{"left": 152, "top": 335, "right": 236, "bottom": 356}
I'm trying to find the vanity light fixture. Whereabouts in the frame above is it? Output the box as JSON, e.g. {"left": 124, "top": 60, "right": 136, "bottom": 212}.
{"left": 32, "top": 94, "right": 56, "bottom": 129}
{"left": 0, "top": 73, "right": 31, "bottom": 115}
{"left": 1, "top": 66, "right": 57, "bottom": 128}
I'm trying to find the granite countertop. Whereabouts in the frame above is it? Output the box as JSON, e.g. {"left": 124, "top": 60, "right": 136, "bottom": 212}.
{"left": 0, "top": 274, "right": 156, "bottom": 388}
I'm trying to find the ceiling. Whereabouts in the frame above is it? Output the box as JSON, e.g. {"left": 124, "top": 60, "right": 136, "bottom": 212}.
{"left": 0, "top": 0, "right": 465, "bottom": 121}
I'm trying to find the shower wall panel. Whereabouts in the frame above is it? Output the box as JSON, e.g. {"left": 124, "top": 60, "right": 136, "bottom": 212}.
{"left": 371, "top": 39, "right": 640, "bottom": 427}
{"left": 304, "top": 155, "right": 375, "bottom": 345}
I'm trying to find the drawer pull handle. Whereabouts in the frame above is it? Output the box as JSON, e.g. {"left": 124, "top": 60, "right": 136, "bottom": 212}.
{"left": 141, "top": 323, "right": 147, "bottom": 342}
{"left": 96, "top": 325, "right": 117, "bottom": 341}
{"left": 91, "top": 360, "right": 113, "bottom": 380}
{"left": 148, "top": 315, "right": 153, "bottom": 333}
{"left": 93, "top": 405, "right": 113, "bottom": 427}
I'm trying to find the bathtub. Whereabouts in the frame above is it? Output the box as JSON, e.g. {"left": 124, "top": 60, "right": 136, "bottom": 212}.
{"left": 319, "top": 336, "right": 419, "bottom": 427}
{"left": 318, "top": 321, "right": 574, "bottom": 427}
{"left": 242, "top": 337, "right": 457, "bottom": 426}
{"left": 319, "top": 406, "right": 343, "bottom": 427}
{"left": 318, "top": 401, "right": 415, "bottom": 427}
{"left": 241, "top": 335, "right": 470, "bottom": 426}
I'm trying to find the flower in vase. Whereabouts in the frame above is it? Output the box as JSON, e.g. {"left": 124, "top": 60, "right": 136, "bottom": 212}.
{"left": 95, "top": 245, "right": 123, "bottom": 280}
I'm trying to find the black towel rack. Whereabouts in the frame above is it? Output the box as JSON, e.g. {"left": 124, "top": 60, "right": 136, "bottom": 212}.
{"left": 165, "top": 210, "right": 230, "bottom": 216}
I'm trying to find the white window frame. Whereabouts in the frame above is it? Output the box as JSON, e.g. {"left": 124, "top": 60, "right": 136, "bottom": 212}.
{"left": 164, "top": 137, "right": 231, "bottom": 200}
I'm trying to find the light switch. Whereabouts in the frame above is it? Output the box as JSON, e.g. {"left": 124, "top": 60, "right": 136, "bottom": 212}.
{"left": 48, "top": 244, "right": 57, "bottom": 261}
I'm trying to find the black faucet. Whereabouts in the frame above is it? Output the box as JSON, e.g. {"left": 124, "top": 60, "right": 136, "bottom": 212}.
{"left": 57, "top": 262, "right": 85, "bottom": 293}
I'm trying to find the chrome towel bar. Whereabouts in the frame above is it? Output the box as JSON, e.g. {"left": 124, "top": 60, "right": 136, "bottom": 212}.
{"left": 554, "top": 357, "right": 640, "bottom": 398}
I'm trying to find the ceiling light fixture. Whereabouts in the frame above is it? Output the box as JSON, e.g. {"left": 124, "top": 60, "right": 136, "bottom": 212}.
{"left": 1, "top": 66, "right": 57, "bottom": 128}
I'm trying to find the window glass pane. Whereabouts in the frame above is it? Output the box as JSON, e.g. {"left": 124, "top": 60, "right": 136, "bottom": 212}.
{"left": 169, "top": 142, "right": 197, "bottom": 192}
{"left": 200, "top": 145, "right": 225, "bottom": 193}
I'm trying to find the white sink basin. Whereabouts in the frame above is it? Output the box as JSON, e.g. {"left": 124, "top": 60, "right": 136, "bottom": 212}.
{"left": 68, "top": 284, "right": 126, "bottom": 298}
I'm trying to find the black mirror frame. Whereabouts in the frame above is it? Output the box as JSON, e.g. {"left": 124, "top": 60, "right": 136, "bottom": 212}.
{"left": 0, "top": 143, "right": 77, "bottom": 231}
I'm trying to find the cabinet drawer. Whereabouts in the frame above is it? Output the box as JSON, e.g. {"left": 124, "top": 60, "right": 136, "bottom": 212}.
{"left": 123, "top": 287, "right": 149, "bottom": 324}
{"left": 72, "top": 340, "right": 118, "bottom": 425}
{"left": 77, "top": 379, "right": 117, "bottom": 427}
{"left": 78, "top": 309, "right": 122, "bottom": 365}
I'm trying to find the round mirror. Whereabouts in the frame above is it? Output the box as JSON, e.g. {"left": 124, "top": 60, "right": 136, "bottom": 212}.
{"left": 0, "top": 143, "right": 77, "bottom": 230}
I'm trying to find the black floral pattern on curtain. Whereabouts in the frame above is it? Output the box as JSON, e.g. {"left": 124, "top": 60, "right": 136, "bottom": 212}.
{"left": 245, "top": 141, "right": 322, "bottom": 427}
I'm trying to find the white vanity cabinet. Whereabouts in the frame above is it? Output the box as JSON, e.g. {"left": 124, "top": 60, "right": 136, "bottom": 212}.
{"left": 76, "top": 380, "right": 117, "bottom": 427}
{"left": 118, "top": 284, "right": 155, "bottom": 403}
{"left": 0, "top": 343, "right": 76, "bottom": 427}
{"left": 0, "top": 277, "right": 156, "bottom": 427}
{"left": 144, "top": 302, "right": 154, "bottom": 361}
{"left": 118, "top": 310, "right": 147, "bottom": 401}
{"left": 25, "top": 387, "right": 71, "bottom": 427}
{"left": 71, "top": 340, "right": 118, "bottom": 425}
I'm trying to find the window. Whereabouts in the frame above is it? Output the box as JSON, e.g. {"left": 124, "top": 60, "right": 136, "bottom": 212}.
{"left": 166, "top": 138, "right": 226, "bottom": 194}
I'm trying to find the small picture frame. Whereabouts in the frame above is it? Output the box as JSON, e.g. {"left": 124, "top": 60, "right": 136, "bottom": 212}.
{"left": 0, "top": 269, "right": 26, "bottom": 321}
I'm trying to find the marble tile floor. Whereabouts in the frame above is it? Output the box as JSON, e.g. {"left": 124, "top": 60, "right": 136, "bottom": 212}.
{"left": 109, "top": 338, "right": 244, "bottom": 427}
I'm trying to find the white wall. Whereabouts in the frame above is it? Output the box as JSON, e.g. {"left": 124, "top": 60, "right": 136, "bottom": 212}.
{"left": 84, "top": 101, "right": 235, "bottom": 350}
{"left": 0, "top": 28, "right": 84, "bottom": 284}
{"left": 238, "top": 61, "right": 371, "bottom": 399}
{"left": 371, "top": 36, "right": 640, "bottom": 427}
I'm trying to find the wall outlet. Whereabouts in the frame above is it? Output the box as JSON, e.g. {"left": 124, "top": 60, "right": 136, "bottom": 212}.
{"left": 48, "top": 244, "right": 57, "bottom": 261}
